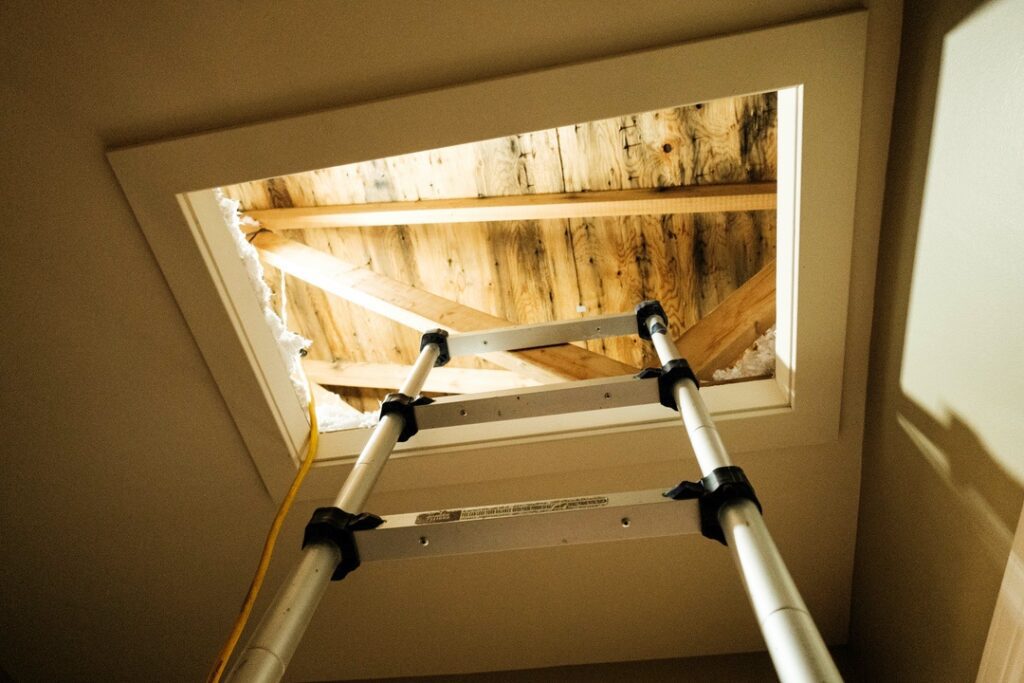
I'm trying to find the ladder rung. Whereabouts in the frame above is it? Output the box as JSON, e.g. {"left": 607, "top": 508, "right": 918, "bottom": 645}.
{"left": 357, "top": 489, "right": 700, "bottom": 562}
{"left": 414, "top": 373, "right": 664, "bottom": 430}
{"left": 446, "top": 312, "right": 638, "bottom": 356}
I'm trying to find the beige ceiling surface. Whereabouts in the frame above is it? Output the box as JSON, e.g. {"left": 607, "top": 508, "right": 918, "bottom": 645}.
{"left": 0, "top": 2, "right": 890, "bottom": 681}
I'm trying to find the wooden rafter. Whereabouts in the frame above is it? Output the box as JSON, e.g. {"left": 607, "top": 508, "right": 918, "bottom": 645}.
{"left": 676, "top": 259, "right": 776, "bottom": 380}
{"left": 242, "top": 182, "right": 776, "bottom": 232}
{"left": 304, "top": 360, "right": 539, "bottom": 394}
{"left": 253, "top": 231, "right": 638, "bottom": 382}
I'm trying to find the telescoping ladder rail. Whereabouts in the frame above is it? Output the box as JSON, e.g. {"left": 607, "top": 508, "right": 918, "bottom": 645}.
{"left": 227, "top": 303, "right": 842, "bottom": 683}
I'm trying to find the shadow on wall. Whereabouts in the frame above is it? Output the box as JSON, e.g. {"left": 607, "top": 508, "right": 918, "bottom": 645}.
{"left": 896, "top": 394, "right": 1022, "bottom": 557}
{"left": 853, "top": 388, "right": 1023, "bottom": 681}
{"left": 850, "top": 0, "right": 1023, "bottom": 680}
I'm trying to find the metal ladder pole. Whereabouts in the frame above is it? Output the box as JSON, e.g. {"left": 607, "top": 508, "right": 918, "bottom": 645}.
{"left": 641, "top": 310, "right": 842, "bottom": 683}
{"left": 227, "top": 339, "right": 443, "bottom": 683}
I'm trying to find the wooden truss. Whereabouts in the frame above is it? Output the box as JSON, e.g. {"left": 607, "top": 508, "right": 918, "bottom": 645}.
{"left": 246, "top": 199, "right": 775, "bottom": 415}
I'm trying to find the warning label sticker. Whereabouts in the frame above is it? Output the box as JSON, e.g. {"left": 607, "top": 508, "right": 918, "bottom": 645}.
{"left": 414, "top": 496, "right": 609, "bottom": 525}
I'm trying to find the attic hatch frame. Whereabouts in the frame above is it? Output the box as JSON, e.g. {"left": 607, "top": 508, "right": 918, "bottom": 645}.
{"left": 109, "top": 12, "right": 867, "bottom": 503}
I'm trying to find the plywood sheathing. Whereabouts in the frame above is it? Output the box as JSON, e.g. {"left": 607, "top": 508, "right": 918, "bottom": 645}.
{"left": 223, "top": 93, "right": 777, "bottom": 411}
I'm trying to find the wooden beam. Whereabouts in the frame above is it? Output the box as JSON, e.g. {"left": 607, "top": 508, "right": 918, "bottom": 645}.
{"left": 243, "top": 182, "right": 776, "bottom": 231}
{"left": 253, "top": 231, "right": 638, "bottom": 382}
{"left": 304, "top": 360, "right": 540, "bottom": 394}
{"left": 676, "top": 260, "right": 776, "bottom": 380}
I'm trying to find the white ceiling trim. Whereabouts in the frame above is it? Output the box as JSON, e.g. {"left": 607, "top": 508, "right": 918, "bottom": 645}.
{"left": 109, "top": 11, "right": 867, "bottom": 503}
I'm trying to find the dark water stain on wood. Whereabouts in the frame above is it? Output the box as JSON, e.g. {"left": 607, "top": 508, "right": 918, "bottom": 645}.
{"left": 266, "top": 177, "right": 294, "bottom": 208}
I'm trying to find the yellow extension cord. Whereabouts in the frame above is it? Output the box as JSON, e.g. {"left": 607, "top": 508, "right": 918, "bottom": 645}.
{"left": 206, "top": 382, "right": 320, "bottom": 683}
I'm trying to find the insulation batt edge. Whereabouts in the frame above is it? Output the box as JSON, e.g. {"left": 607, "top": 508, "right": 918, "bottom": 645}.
{"left": 216, "top": 192, "right": 377, "bottom": 433}
{"left": 712, "top": 326, "right": 777, "bottom": 381}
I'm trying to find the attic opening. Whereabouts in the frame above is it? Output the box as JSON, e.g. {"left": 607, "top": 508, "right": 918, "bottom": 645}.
{"left": 112, "top": 14, "right": 869, "bottom": 502}
{"left": 213, "top": 90, "right": 786, "bottom": 445}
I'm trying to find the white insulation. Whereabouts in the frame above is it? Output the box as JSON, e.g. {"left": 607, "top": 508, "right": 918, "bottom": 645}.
{"left": 313, "top": 391, "right": 380, "bottom": 432}
{"left": 712, "top": 326, "right": 777, "bottom": 382}
{"left": 217, "top": 192, "right": 375, "bottom": 431}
